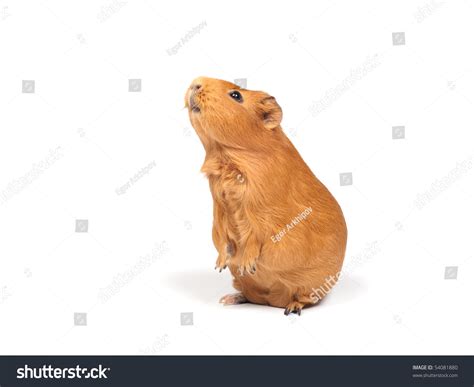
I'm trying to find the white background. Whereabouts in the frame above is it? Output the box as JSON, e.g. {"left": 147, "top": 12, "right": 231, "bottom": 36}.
{"left": 0, "top": 0, "right": 473, "bottom": 355}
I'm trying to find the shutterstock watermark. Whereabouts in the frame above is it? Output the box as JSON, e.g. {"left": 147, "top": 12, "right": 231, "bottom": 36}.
{"left": 271, "top": 207, "right": 313, "bottom": 243}
{"left": 1, "top": 5, "right": 11, "bottom": 21}
{"left": 310, "top": 240, "right": 382, "bottom": 303}
{"left": 310, "top": 272, "right": 342, "bottom": 304}
{"left": 138, "top": 334, "right": 170, "bottom": 355}
{"left": 414, "top": 156, "right": 473, "bottom": 210}
{"left": 343, "top": 240, "right": 381, "bottom": 273}
{"left": 0, "top": 285, "right": 12, "bottom": 304}
{"left": 166, "top": 20, "right": 207, "bottom": 56}
{"left": 97, "top": 0, "right": 127, "bottom": 22}
{"left": 17, "top": 364, "right": 110, "bottom": 379}
{"left": 98, "top": 240, "right": 168, "bottom": 302}
{"left": 414, "top": 0, "right": 444, "bottom": 23}
{"left": 0, "top": 146, "right": 63, "bottom": 204}
{"left": 308, "top": 53, "right": 381, "bottom": 117}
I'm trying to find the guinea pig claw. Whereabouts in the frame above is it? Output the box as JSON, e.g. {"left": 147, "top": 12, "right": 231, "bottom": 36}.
{"left": 284, "top": 301, "right": 304, "bottom": 316}
{"left": 238, "top": 262, "right": 257, "bottom": 276}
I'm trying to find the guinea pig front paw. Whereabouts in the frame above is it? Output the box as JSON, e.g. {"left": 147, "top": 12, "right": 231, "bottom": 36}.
{"left": 237, "top": 256, "right": 258, "bottom": 276}
{"left": 234, "top": 240, "right": 260, "bottom": 276}
{"left": 215, "top": 253, "right": 230, "bottom": 272}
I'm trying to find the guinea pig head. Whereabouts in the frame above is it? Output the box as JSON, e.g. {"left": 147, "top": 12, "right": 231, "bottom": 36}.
{"left": 185, "top": 77, "right": 282, "bottom": 150}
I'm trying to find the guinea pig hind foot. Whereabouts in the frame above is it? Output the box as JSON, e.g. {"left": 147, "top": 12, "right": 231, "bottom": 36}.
{"left": 284, "top": 301, "right": 305, "bottom": 316}
{"left": 219, "top": 293, "right": 248, "bottom": 306}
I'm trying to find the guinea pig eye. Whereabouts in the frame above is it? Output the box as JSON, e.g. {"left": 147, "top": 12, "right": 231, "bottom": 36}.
{"left": 229, "top": 90, "right": 243, "bottom": 103}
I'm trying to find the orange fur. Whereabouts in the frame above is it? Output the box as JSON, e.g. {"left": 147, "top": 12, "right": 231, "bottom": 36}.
{"left": 185, "top": 77, "right": 347, "bottom": 314}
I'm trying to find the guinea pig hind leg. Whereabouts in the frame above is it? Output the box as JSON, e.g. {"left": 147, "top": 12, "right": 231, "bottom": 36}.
{"left": 219, "top": 293, "right": 248, "bottom": 306}
{"left": 284, "top": 295, "right": 314, "bottom": 316}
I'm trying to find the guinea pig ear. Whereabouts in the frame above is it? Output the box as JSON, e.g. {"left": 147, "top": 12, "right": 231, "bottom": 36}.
{"left": 260, "top": 96, "right": 282, "bottom": 130}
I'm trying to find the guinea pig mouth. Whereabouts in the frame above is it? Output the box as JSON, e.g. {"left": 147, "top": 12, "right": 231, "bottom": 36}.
{"left": 189, "top": 95, "right": 201, "bottom": 113}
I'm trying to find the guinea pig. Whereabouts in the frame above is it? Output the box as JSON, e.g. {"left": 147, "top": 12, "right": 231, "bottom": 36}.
{"left": 185, "top": 77, "right": 347, "bottom": 315}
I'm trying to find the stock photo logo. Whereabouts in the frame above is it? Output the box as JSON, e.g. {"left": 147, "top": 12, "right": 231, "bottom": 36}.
{"left": 185, "top": 77, "right": 347, "bottom": 316}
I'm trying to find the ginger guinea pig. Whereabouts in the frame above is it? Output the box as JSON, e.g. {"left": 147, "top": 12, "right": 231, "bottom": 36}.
{"left": 185, "top": 77, "right": 347, "bottom": 315}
